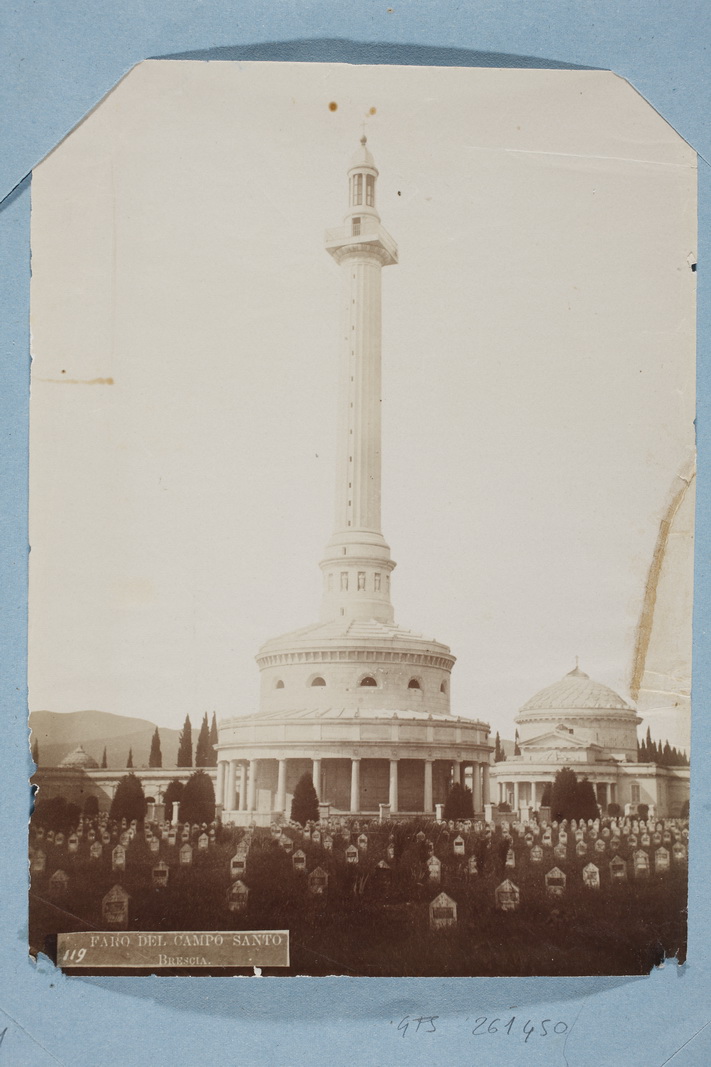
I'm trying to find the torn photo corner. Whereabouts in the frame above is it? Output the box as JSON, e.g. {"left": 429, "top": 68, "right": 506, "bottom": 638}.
{"left": 28, "top": 60, "right": 694, "bottom": 977}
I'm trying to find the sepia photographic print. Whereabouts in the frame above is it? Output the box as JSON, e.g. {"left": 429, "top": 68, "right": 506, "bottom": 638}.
{"left": 28, "top": 61, "right": 695, "bottom": 977}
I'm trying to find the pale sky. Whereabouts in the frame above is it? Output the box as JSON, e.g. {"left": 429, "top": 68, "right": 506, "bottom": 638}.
{"left": 29, "top": 62, "right": 696, "bottom": 747}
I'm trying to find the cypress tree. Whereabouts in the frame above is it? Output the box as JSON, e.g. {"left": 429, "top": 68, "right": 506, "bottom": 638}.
{"left": 208, "top": 712, "right": 218, "bottom": 767}
{"left": 109, "top": 774, "right": 147, "bottom": 823}
{"left": 550, "top": 767, "right": 579, "bottom": 822}
{"left": 514, "top": 729, "right": 521, "bottom": 757}
{"left": 494, "top": 732, "right": 506, "bottom": 762}
{"left": 541, "top": 782, "right": 552, "bottom": 808}
{"left": 177, "top": 715, "right": 193, "bottom": 768}
{"left": 443, "top": 782, "right": 474, "bottom": 820}
{"left": 149, "top": 727, "right": 162, "bottom": 768}
{"left": 290, "top": 772, "right": 319, "bottom": 826}
{"left": 126, "top": 747, "right": 133, "bottom": 768}
{"left": 179, "top": 770, "right": 215, "bottom": 824}
{"left": 163, "top": 779, "right": 184, "bottom": 815}
{"left": 101, "top": 746, "right": 108, "bottom": 769}
{"left": 575, "top": 778, "right": 599, "bottom": 821}
{"left": 195, "top": 713, "right": 210, "bottom": 767}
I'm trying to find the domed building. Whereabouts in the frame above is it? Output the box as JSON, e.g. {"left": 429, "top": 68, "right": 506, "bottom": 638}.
{"left": 490, "top": 665, "right": 689, "bottom": 818}
{"left": 215, "top": 139, "right": 492, "bottom": 824}
{"left": 59, "top": 745, "right": 100, "bottom": 770}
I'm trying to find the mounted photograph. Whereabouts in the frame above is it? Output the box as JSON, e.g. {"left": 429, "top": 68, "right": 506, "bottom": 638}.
{"left": 28, "top": 61, "right": 695, "bottom": 976}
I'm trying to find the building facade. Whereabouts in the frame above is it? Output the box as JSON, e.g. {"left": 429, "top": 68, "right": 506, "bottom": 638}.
{"left": 490, "top": 666, "right": 689, "bottom": 818}
{"left": 215, "top": 138, "right": 492, "bottom": 823}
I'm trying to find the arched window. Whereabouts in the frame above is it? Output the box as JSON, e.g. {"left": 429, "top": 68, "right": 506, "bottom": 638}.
{"left": 275, "top": 679, "right": 285, "bottom": 689}
{"left": 311, "top": 677, "right": 326, "bottom": 687}
{"left": 440, "top": 681, "right": 447, "bottom": 694}
{"left": 359, "top": 676, "right": 377, "bottom": 687}
{"left": 407, "top": 678, "right": 421, "bottom": 690}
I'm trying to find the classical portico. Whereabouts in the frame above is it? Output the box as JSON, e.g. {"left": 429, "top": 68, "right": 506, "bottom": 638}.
{"left": 217, "top": 137, "right": 493, "bottom": 823}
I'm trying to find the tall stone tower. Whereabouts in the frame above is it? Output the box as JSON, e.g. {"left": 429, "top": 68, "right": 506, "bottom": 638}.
{"left": 321, "top": 135, "right": 398, "bottom": 625}
{"left": 216, "top": 138, "right": 492, "bottom": 821}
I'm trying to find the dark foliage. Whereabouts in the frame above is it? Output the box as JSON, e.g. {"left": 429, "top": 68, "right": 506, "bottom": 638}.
{"left": 541, "top": 783, "right": 552, "bottom": 808}
{"left": 109, "top": 774, "right": 147, "bottom": 823}
{"left": 608, "top": 802, "right": 622, "bottom": 817}
{"left": 179, "top": 770, "right": 216, "bottom": 824}
{"left": 208, "top": 713, "right": 218, "bottom": 767}
{"left": 494, "top": 732, "right": 507, "bottom": 762}
{"left": 177, "top": 715, "right": 193, "bottom": 768}
{"left": 148, "top": 728, "right": 162, "bottom": 768}
{"left": 550, "top": 767, "right": 580, "bottom": 822}
{"left": 126, "top": 747, "right": 134, "bottom": 769}
{"left": 637, "top": 803, "right": 649, "bottom": 821}
{"left": 163, "top": 779, "right": 185, "bottom": 815}
{"left": 680, "top": 799, "right": 689, "bottom": 819}
{"left": 31, "top": 795, "right": 81, "bottom": 832}
{"left": 443, "top": 782, "right": 474, "bottom": 820}
{"left": 497, "top": 801, "right": 511, "bottom": 813}
{"left": 514, "top": 730, "right": 521, "bottom": 757}
{"left": 101, "top": 746, "right": 108, "bottom": 769}
{"left": 290, "top": 772, "right": 319, "bottom": 826}
{"left": 83, "top": 795, "right": 99, "bottom": 817}
{"left": 195, "top": 714, "right": 211, "bottom": 768}
{"left": 637, "top": 727, "right": 689, "bottom": 766}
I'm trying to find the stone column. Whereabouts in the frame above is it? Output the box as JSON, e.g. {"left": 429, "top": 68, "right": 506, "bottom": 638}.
{"left": 247, "top": 759, "right": 258, "bottom": 811}
{"left": 312, "top": 758, "right": 322, "bottom": 798}
{"left": 350, "top": 758, "right": 361, "bottom": 813}
{"left": 276, "top": 758, "right": 287, "bottom": 813}
{"left": 482, "top": 762, "right": 490, "bottom": 806}
{"left": 216, "top": 761, "right": 226, "bottom": 808}
{"left": 473, "top": 762, "right": 482, "bottom": 812}
{"left": 531, "top": 781, "right": 538, "bottom": 809}
{"left": 225, "top": 760, "right": 237, "bottom": 810}
{"left": 513, "top": 781, "right": 520, "bottom": 812}
{"left": 389, "top": 759, "right": 399, "bottom": 814}
{"left": 238, "top": 764, "right": 247, "bottom": 811}
{"left": 423, "top": 759, "right": 434, "bottom": 813}
{"left": 452, "top": 760, "right": 461, "bottom": 786}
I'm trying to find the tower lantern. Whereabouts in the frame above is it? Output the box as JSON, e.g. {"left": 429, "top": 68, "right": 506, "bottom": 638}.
{"left": 346, "top": 135, "right": 379, "bottom": 233}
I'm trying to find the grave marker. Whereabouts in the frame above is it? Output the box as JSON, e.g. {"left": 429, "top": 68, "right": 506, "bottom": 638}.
{"left": 345, "top": 845, "right": 359, "bottom": 865}
{"left": 179, "top": 843, "right": 193, "bottom": 867}
{"left": 292, "top": 849, "right": 307, "bottom": 871}
{"left": 230, "top": 853, "right": 246, "bottom": 879}
{"left": 575, "top": 840, "right": 588, "bottom": 858}
{"left": 112, "top": 845, "right": 126, "bottom": 871}
{"left": 152, "top": 861, "right": 169, "bottom": 887}
{"left": 67, "top": 834, "right": 79, "bottom": 854}
{"left": 530, "top": 844, "right": 543, "bottom": 864}
{"left": 582, "top": 863, "right": 600, "bottom": 889}
{"left": 495, "top": 879, "right": 520, "bottom": 911}
{"left": 672, "top": 842, "right": 687, "bottom": 864}
{"left": 427, "top": 856, "right": 441, "bottom": 883}
{"left": 453, "top": 835, "right": 465, "bottom": 856}
{"left": 429, "top": 892, "right": 457, "bottom": 930}
{"left": 90, "top": 842, "right": 103, "bottom": 861}
{"left": 226, "top": 880, "right": 249, "bottom": 913}
{"left": 102, "top": 885, "right": 129, "bottom": 929}
{"left": 308, "top": 866, "right": 329, "bottom": 894}
{"left": 594, "top": 838, "right": 606, "bottom": 853}
{"left": 49, "top": 870, "right": 70, "bottom": 898}
{"left": 654, "top": 847, "right": 670, "bottom": 872}
{"left": 545, "top": 867, "right": 566, "bottom": 897}
{"left": 633, "top": 850, "right": 649, "bottom": 878}
{"left": 357, "top": 833, "right": 368, "bottom": 851}
{"left": 609, "top": 856, "right": 628, "bottom": 882}
{"left": 553, "top": 843, "right": 567, "bottom": 863}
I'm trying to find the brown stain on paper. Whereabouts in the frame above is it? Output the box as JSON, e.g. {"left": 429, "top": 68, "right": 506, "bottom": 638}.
{"left": 35, "top": 377, "right": 114, "bottom": 385}
{"left": 630, "top": 463, "right": 696, "bottom": 701}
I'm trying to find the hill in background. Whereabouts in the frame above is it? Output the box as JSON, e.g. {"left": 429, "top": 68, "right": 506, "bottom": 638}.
{"left": 30, "top": 710, "right": 182, "bottom": 769}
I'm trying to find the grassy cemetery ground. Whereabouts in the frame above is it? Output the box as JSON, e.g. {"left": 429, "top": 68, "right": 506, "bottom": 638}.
{"left": 29, "top": 814, "right": 688, "bottom": 977}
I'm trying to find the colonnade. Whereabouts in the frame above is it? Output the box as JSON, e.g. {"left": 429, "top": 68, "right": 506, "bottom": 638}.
{"left": 496, "top": 778, "right": 617, "bottom": 810}
{"left": 216, "top": 756, "right": 490, "bottom": 815}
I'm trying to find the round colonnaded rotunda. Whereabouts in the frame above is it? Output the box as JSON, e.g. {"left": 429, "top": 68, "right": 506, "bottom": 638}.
{"left": 216, "top": 137, "right": 492, "bottom": 824}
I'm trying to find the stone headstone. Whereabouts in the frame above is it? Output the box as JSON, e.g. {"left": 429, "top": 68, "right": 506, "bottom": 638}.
{"left": 594, "top": 838, "right": 606, "bottom": 853}
{"left": 49, "top": 869, "right": 69, "bottom": 898}
{"left": 30, "top": 850, "right": 46, "bottom": 874}
{"left": 227, "top": 879, "right": 249, "bottom": 913}
{"left": 357, "top": 833, "right": 368, "bottom": 851}
{"left": 558, "top": 830, "right": 567, "bottom": 847}
{"left": 427, "top": 856, "right": 441, "bottom": 883}
{"left": 345, "top": 845, "right": 359, "bottom": 865}
{"left": 542, "top": 830, "right": 553, "bottom": 847}
{"left": 429, "top": 892, "right": 457, "bottom": 930}
{"left": 54, "top": 833, "right": 65, "bottom": 849}
{"left": 197, "top": 832, "right": 209, "bottom": 851}
{"left": 230, "top": 853, "right": 246, "bottom": 879}
{"left": 633, "top": 850, "right": 650, "bottom": 878}
{"left": 67, "top": 834, "right": 79, "bottom": 854}
{"left": 308, "top": 866, "right": 329, "bottom": 894}
{"left": 386, "top": 843, "right": 395, "bottom": 862}
{"left": 495, "top": 879, "right": 520, "bottom": 911}
{"left": 293, "top": 849, "right": 307, "bottom": 871}
{"left": 112, "top": 845, "right": 126, "bottom": 871}
{"left": 119, "top": 832, "right": 130, "bottom": 848}
{"left": 641, "top": 833, "right": 651, "bottom": 848}
{"left": 582, "top": 862, "right": 600, "bottom": 889}
{"left": 575, "top": 829, "right": 584, "bottom": 842}
{"left": 152, "top": 860, "right": 169, "bottom": 887}
{"left": 467, "top": 855, "right": 478, "bottom": 876}
{"left": 524, "top": 833, "right": 534, "bottom": 847}
{"left": 505, "top": 848, "right": 516, "bottom": 869}
{"left": 312, "top": 830, "right": 321, "bottom": 845}
{"left": 654, "top": 847, "right": 670, "bottom": 872}
{"left": 102, "top": 885, "right": 129, "bottom": 928}
{"left": 168, "top": 830, "right": 177, "bottom": 847}
{"left": 179, "top": 843, "right": 193, "bottom": 866}
{"left": 609, "top": 856, "right": 628, "bottom": 882}
{"left": 545, "top": 866, "right": 566, "bottom": 897}
{"left": 149, "top": 837, "right": 160, "bottom": 853}
{"left": 415, "top": 831, "right": 426, "bottom": 844}
{"left": 609, "top": 837, "right": 621, "bottom": 852}
{"left": 672, "top": 842, "right": 687, "bottom": 864}
{"left": 90, "top": 842, "right": 103, "bottom": 860}
{"left": 553, "top": 843, "right": 567, "bottom": 863}
{"left": 575, "top": 840, "right": 588, "bottom": 858}
{"left": 453, "top": 835, "right": 465, "bottom": 856}
{"left": 281, "top": 836, "right": 294, "bottom": 854}
{"left": 323, "top": 835, "right": 333, "bottom": 851}
{"left": 530, "top": 844, "right": 543, "bottom": 864}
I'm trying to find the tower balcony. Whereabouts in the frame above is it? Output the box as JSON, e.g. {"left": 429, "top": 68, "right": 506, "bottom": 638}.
{"left": 325, "top": 219, "right": 398, "bottom": 266}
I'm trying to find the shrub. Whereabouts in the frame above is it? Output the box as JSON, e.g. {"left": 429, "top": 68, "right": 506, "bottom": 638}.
{"left": 179, "top": 770, "right": 216, "bottom": 824}
{"left": 290, "top": 773, "right": 319, "bottom": 826}
{"left": 83, "top": 795, "right": 99, "bottom": 817}
{"left": 163, "top": 779, "right": 184, "bottom": 815}
{"left": 109, "top": 773, "right": 147, "bottom": 824}
{"left": 497, "top": 801, "right": 511, "bottom": 813}
{"left": 608, "top": 802, "right": 622, "bottom": 817}
{"left": 680, "top": 799, "right": 689, "bottom": 819}
{"left": 443, "top": 783, "right": 474, "bottom": 820}
{"left": 637, "top": 803, "right": 649, "bottom": 820}
{"left": 32, "top": 795, "right": 82, "bottom": 832}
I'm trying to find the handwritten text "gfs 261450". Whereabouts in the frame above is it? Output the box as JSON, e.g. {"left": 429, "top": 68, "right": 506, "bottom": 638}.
{"left": 393, "top": 1016, "right": 570, "bottom": 1042}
